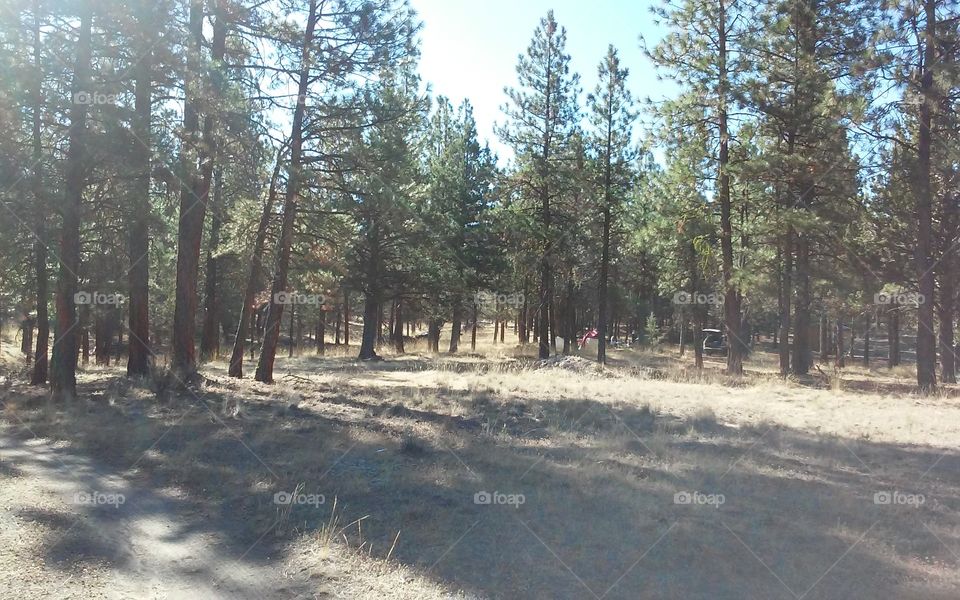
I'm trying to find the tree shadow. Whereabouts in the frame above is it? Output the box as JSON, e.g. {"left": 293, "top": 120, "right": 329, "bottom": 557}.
{"left": 2, "top": 369, "right": 959, "bottom": 599}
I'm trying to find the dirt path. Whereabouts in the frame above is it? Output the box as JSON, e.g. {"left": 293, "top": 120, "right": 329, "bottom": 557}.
{"left": 0, "top": 428, "right": 317, "bottom": 599}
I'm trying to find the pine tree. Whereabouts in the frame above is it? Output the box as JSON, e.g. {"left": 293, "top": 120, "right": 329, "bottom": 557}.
{"left": 648, "top": 0, "right": 753, "bottom": 374}
{"left": 498, "top": 10, "right": 580, "bottom": 359}
{"left": 254, "top": 0, "right": 417, "bottom": 379}
{"left": 50, "top": 1, "right": 94, "bottom": 400}
{"left": 171, "top": 0, "right": 217, "bottom": 379}
{"left": 425, "top": 98, "right": 499, "bottom": 353}
{"left": 745, "top": 0, "right": 873, "bottom": 376}
{"left": 587, "top": 45, "right": 636, "bottom": 364}
{"left": 255, "top": 0, "right": 320, "bottom": 381}
{"left": 28, "top": 0, "right": 48, "bottom": 385}
{"left": 345, "top": 66, "right": 426, "bottom": 361}
{"left": 125, "top": 0, "right": 160, "bottom": 377}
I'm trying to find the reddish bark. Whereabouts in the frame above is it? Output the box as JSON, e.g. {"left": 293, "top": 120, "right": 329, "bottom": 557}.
{"left": 229, "top": 146, "right": 283, "bottom": 377}
{"left": 126, "top": 4, "right": 153, "bottom": 376}
{"left": 255, "top": 0, "right": 319, "bottom": 382}
{"left": 50, "top": 5, "right": 92, "bottom": 400}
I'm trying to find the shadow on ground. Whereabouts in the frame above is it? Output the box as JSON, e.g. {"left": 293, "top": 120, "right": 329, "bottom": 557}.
{"left": 2, "top": 359, "right": 959, "bottom": 600}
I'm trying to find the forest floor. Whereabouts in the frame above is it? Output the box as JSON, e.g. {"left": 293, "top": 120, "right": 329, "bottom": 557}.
{"left": 1, "top": 331, "right": 959, "bottom": 599}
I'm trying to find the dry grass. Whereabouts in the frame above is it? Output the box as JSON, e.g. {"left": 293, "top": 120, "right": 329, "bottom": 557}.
{"left": 1, "top": 326, "right": 959, "bottom": 598}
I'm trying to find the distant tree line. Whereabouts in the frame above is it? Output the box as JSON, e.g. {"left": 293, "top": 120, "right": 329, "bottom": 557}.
{"left": 0, "top": 0, "right": 956, "bottom": 393}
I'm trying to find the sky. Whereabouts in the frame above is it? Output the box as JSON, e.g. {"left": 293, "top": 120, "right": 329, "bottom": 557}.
{"left": 409, "top": 0, "right": 672, "bottom": 161}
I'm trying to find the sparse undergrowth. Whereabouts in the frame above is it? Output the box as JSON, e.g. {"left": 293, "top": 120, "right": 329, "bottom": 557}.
{"left": 2, "top": 347, "right": 960, "bottom": 599}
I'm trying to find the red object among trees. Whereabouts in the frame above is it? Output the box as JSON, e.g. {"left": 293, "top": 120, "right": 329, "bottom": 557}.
{"left": 578, "top": 328, "right": 598, "bottom": 349}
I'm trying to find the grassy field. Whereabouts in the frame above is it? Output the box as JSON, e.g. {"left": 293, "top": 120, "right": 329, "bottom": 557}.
{"left": 1, "top": 328, "right": 959, "bottom": 599}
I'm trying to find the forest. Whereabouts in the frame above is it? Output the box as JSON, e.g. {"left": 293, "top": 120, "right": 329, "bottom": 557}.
{"left": 0, "top": 0, "right": 958, "bottom": 391}
{"left": 1, "top": 0, "right": 959, "bottom": 598}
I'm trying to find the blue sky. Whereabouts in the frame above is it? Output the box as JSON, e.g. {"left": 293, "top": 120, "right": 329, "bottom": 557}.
{"left": 410, "top": 0, "right": 670, "bottom": 160}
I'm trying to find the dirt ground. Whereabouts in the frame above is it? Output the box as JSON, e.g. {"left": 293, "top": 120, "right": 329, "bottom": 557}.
{"left": 1, "top": 333, "right": 959, "bottom": 599}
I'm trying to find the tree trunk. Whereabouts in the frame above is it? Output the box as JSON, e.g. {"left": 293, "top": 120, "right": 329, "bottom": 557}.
{"left": 888, "top": 308, "right": 900, "bottom": 367}
{"left": 693, "top": 314, "right": 703, "bottom": 369}
{"left": 939, "top": 291, "right": 956, "bottom": 383}
{"left": 343, "top": 290, "right": 350, "bottom": 347}
{"left": 288, "top": 302, "right": 296, "bottom": 358}
{"left": 251, "top": 307, "right": 261, "bottom": 358}
{"left": 298, "top": 311, "right": 305, "bottom": 351}
{"left": 228, "top": 144, "right": 283, "bottom": 377}
{"left": 255, "top": 0, "right": 319, "bottom": 383}
{"left": 849, "top": 325, "right": 856, "bottom": 360}
{"left": 717, "top": 0, "right": 742, "bottom": 376}
{"left": 171, "top": 1, "right": 227, "bottom": 373}
{"left": 29, "top": 1, "right": 48, "bottom": 385}
{"left": 428, "top": 318, "right": 441, "bottom": 353}
{"left": 914, "top": 0, "right": 937, "bottom": 391}
{"left": 95, "top": 309, "right": 116, "bottom": 366}
{"left": 863, "top": 313, "right": 870, "bottom": 367}
{"left": 470, "top": 303, "right": 478, "bottom": 351}
{"left": 116, "top": 322, "right": 124, "bottom": 366}
{"left": 819, "top": 314, "right": 829, "bottom": 361}
{"left": 50, "top": 5, "right": 92, "bottom": 401}
{"left": 377, "top": 302, "right": 386, "bottom": 345}
{"left": 316, "top": 311, "right": 326, "bottom": 355}
{"left": 171, "top": 0, "right": 215, "bottom": 379}
{"left": 449, "top": 298, "right": 462, "bottom": 353}
{"left": 335, "top": 306, "right": 341, "bottom": 345}
{"left": 792, "top": 233, "right": 812, "bottom": 375}
{"left": 518, "top": 287, "right": 528, "bottom": 344}
{"left": 938, "top": 193, "right": 957, "bottom": 382}
{"left": 562, "top": 279, "right": 574, "bottom": 355}
{"left": 537, "top": 41, "right": 554, "bottom": 360}
{"left": 200, "top": 166, "right": 224, "bottom": 361}
{"left": 126, "top": 4, "right": 153, "bottom": 377}
{"left": 393, "top": 298, "right": 404, "bottom": 353}
{"left": 22, "top": 319, "right": 34, "bottom": 366}
{"left": 598, "top": 108, "right": 613, "bottom": 365}
{"left": 549, "top": 286, "right": 557, "bottom": 353}
{"left": 359, "top": 294, "right": 380, "bottom": 359}
{"left": 835, "top": 319, "right": 845, "bottom": 369}
{"left": 537, "top": 277, "right": 550, "bottom": 358}
{"left": 778, "top": 229, "right": 792, "bottom": 377}
{"left": 679, "top": 316, "right": 686, "bottom": 357}
{"left": 80, "top": 308, "right": 89, "bottom": 365}
{"left": 387, "top": 301, "right": 395, "bottom": 345}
